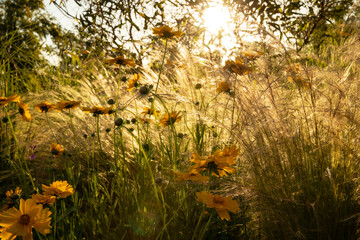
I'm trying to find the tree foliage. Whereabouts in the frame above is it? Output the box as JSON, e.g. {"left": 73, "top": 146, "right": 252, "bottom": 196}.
{"left": 224, "top": 0, "right": 358, "bottom": 51}
{"left": 0, "top": 0, "right": 66, "bottom": 91}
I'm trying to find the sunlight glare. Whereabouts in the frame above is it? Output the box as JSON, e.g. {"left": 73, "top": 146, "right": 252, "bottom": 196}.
{"left": 202, "top": 3, "right": 231, "bottom": 34}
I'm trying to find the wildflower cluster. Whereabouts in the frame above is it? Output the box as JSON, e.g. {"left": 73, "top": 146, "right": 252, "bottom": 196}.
{"left": 174, "top": 145, "right": 240, "bottom": 220}
{"left": 0, "top": 181, "right": 74, "bottom": 240}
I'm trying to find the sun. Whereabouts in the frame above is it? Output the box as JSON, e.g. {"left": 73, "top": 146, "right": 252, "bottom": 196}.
{"left": 202, "top": 2, "right": 231, "bottom": 34}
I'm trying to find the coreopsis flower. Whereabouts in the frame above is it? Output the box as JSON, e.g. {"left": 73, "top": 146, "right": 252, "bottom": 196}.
{"left": 5, "top": 187, "right": 22, "bottom": 203}
{"left": 55, "top": 100, "right": 81, "bottom": 112}
{"left": 174, "top": 171, "right": 209, "bottom": 183}
{"left": 42, "top": 180, "right": 74, "bottom": 199}
{"left": 50, "top": 143, "right": 64, "bottom": 157}
{"left": 104, "top": 56, "right": 136, "bottom": 67}
{"left": 0, "top": 198, "right": 52, "bottom": 240}
{"left": 0, "top": 94, "right": 21, "bottom": 107}
{"left": 81, "top": 106, "right": 114, "bottom": 116}
{"left": 31, "top": 194, "right": 56, "bottom": 205}
{"left": 242, "top": 50, "right": 264, "bottom": 61}
{"left": 138, "top": 117, "right": 152, "bottom": 124}
{"left": 216, "top": 81, "right": 230, "bottom": 93}
{"left": 127, "top": 73, "right": 141, "bottom": 92}
{"left": 141, "top": 106, "right": 160, "bottom": 116}
{"left": 159, "top": 111, "right": 181, "bottom": 126}
{"left": 18, "top": 100, "right": 32, "bottom": 122}
{"left": 189, "top": 153, "right": 236, "bottom": 177}
{"left": 224, "top": 57, "right": 252, "bottom": 75}
{"left": 213, "top": 145, "right": 240, "bottom": 165}
{"left": 152, "top": 25, "right": 184, "bottom": 39}
{"left": 35, "top": 101, "right": 55, "bottom": 113}
{"left": 196, "top": 191, "right": 240, "bottom": 220}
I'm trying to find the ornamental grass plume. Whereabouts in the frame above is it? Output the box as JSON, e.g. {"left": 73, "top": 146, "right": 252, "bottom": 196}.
{"left": 18, "top": 100, "right": 32, "bottom": 122}
{"left": 152, "top": 25, "right": 184, "bottom": 39}
{"left": 159, "top": 111, "right": 181, "bottom": 126}
{"left": 42, "top": 180, "right": 74, "bottom": 199}
{"left": 0, "top": 198, "right": 52, "bottom": 240}
{"left": 0, "top": 94, "right": 21, "bottom": 107}
{"left": 54, "top": 100, "right": 81, "bottom": 112}
{"left": 35, "top": 101, "right": 55, "bottom": 113}
{"left": 196, "top": 191, "right": 240, "bottom": 220}
{"left": 50, "top": 143, "right": 64, "bottom": 157}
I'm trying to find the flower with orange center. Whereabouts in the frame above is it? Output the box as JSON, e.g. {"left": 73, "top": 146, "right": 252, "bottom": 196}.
{"left": 196, "top": 191, "right": 240, "bottom": 220}
{"left": 159, "top": 111, "right": 181, "bottom": 126}
{"left": 224, "top": 57, "right": 252, "bottom": 75}
{"left": 104, "top": 56, "right": 136, "bottom": 67}
{"left": 50, "top": 143, "right": 64, "bottom": 157}
{"left": 0, "top": 95, "right": 21, "bottom": 107}
{"left": 81, "top": 105, "right": 114, "bottom": 116}
{"left": 127, "top": 73, "right": 141, "bottom": 92}
{"left": 216, "top": 81, "right": 230, "bottom": 93}
{"left": 55, "top": 100, "right": 81, "bottom": 112}
{"left": 141, "top": 106, "right": 160, "bottom": 116}
{"left": 152, "top": 25, "right": 184, "bottom": 39}
{"left": 0, "top": 198, "right": 52, "bottom": 240}
{"left": 189, "top": 153, "right": 236, "bottom": 177}
{"left": 174, "top": 171, "right": 209, "bottom": 183}
{"left": 18, "top": 100, "right": 32, "bottom": 122}
{"left": 213, "top": 145, "right": 240, "bottom": 165}
{"left": 31, "top": 194, "right": 56, "bottom": 205}
{"left": 35, "top": 101, "right": 55, "bottom": 113}
{"left": 42, "top": 180, "right": 74, "bottom": 199}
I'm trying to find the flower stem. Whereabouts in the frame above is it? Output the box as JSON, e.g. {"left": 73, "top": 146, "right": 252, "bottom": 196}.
{"left": 96, "top": 116, "right": 102, "bottom": 152}
{"left": 45, "top": 112, "right": 59, "bottom": 143}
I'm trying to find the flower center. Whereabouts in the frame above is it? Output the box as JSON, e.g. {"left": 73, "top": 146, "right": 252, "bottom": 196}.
{"left": 19, "top": 214, "right": 31, "bottom": 225}
{"left": 213, "top": 196, "right": 225, "bottom": 205}
{"left": 18, "top": 107, "right": 25, "bottom": 115}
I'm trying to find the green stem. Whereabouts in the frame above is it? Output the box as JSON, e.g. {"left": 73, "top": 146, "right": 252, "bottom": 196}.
{"left": 96, "top": 116, "right": 102, "bottom": 152}
{"left": 154, "top": 39, "right": 168, "bottom": 95}
{"left": 45, "top": 112, "right": 59, "bottom": 143}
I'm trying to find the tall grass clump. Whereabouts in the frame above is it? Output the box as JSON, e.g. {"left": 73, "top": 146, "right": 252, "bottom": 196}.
{"left": 235, "top": 33, "right": 360, "bottom": 239}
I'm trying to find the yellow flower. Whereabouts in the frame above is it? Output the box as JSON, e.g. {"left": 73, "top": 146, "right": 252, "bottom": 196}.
{"left": 35, "top": 101, "right": 55, "bottom": 113}
{"left": 55, "top": 100, "right": 81, "bottom": 112}
{"left": 0, "top": 95, "right": 21, "bottom": 107}
{"left": 152, "top": 25, "right": 184, "bottom": 39}
{"left": 174, "top": 171, "right": 209, "bottom": 183}
{"left": 50, "top": 143, "right": 64, "bottom": 157}
{"left": 5, "top": 187, "right": 22, "bottom": 203}
{"left": 189, "top": 153, "right": 236, "bottom": 177}
{"left": 141, "top": 106, "right": 160, "bottom": 116}
{"left": 42, "top": 180, "right": 74, "bottom": 199}
{"left": 159, "top": 111, "right": 181, "bottom": 126}
{"left": 224, "top": 57, "right": 252, "bottom": 75}
{"left": 0, "top": 198, "right": 52, "bottom": 240}
{"left": 216, "top": 81, "right": 230, "bottom": 93}
{"left": 0, "top": 227, "right": 16, "bottom": 240}
{"left": 127, "top": 73, "right": 141, "bottom": 92}
{"left": 31, "top": 194, "right": 56, "bottom": 205}
{"left": 81, "top": 105, "right": 115, "bottom": 116}
{"left": 242, "top": 50, "right": 264, "bottom": 60}
{"left": 104, "top": 56, "right": 136, "bottom": 67}
{"left": 18, "top": 100, "right": 32, "bottom": 122}
{"left": 196, "top": 191, "right": 240, "bottom": 220}
{"left": 213, "top": 145, "right": 240, "bottom": 165}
